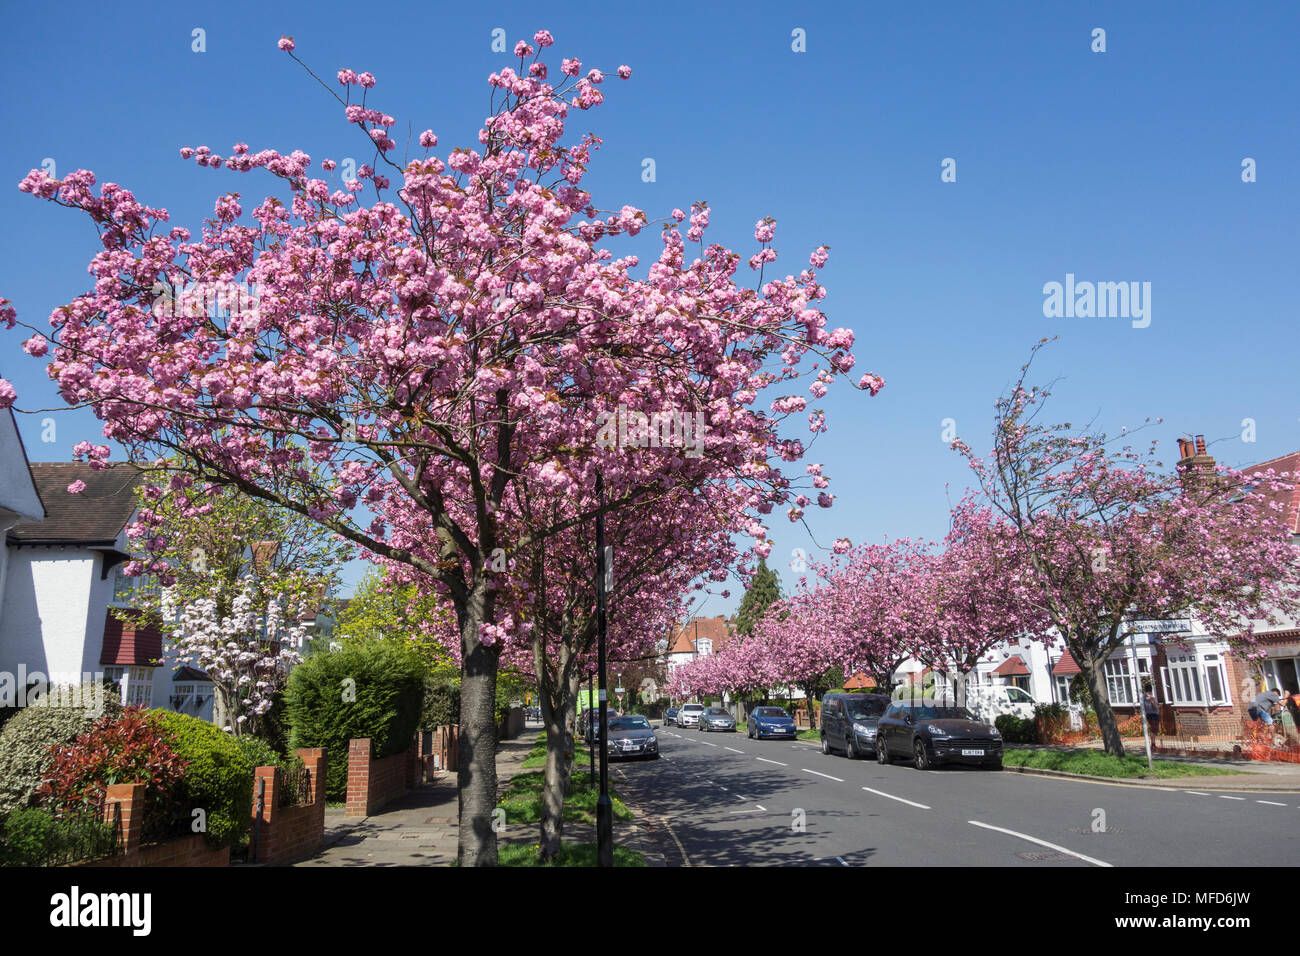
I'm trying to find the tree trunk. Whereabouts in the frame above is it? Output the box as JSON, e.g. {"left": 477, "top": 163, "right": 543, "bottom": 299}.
{"left": 537, "top": 670, "right": 579, "bottom": 862}
{"left": 457, "top": 585, "right": 500, "bottom": 867}
{"left": 1080, "top": 652, "right": 1124, "bottom": 756}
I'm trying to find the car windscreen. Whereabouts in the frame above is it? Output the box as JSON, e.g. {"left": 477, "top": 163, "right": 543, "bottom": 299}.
{"left": 845, "top": 698, "right": 888, "bottom": 719}
{"left": 704, "top": 708, "right": 728, "bottom": 716}
{"left": 909, "top": 707, "right": 975, "bottom": 721}
{"left": 610, "top": 717, "right": 649, "bottom": 730}
{"left": 754, "top": 708, "right": 788, "bottom": 718}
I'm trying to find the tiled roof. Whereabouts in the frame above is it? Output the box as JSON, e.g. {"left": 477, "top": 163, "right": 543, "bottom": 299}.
{"left": 1243, "top": 450, "right": 1300, "bottom": 535}
{"left": 8, "top": 462, "right": 142, "bottom": 546}
{"left": 993, "top": 655, "right": 1030, "bottom": 677}
{"left": 101, "top": 610, "right": 163, "bottom": 667}
{"left": 665, "top": 615, "right": 733, "bottom": 655}
{"left": 1051, "top": 650, "right": 1081, "bottom": 676}
{"left": 843, "top": 672, "right": 878, "bottom": 689}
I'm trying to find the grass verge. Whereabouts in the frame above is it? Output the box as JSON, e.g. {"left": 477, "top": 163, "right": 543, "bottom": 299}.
{"left": 1002, "top": 748, "right": 1242, "bottom": 778}
{"left": 499, "top": 770, "right": 635, "bottom": 825}
{"left": 497, "top": 842, "right": 646, "bottom": 867}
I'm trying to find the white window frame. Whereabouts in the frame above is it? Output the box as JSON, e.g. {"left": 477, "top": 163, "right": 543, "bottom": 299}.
{"left": 103, "top": 666, "right": 153, "bottom": 707}
{"left": 1160, "top": 647, "right": 1231, "bottom": 707}
{"left": 1104, "top": 658, "right": 1134, "bottom": 705}
{"left": 1054, "top": 674, "right": 1072, "bottom": 703}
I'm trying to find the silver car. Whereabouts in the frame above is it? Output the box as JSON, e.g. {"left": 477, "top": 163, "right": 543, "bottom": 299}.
{"left": 677, "top": 702, "right": 705, "bottom": 727}
{"left": 699, "top": 706, "right": 736, "bottom": 732}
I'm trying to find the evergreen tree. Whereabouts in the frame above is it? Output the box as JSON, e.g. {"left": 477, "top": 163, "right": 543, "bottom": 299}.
{"left": 735, "top": 558, "right": 782, "bottom": 638}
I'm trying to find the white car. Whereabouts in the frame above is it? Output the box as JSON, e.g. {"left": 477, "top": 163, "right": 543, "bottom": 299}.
{"left": 964, "top": 685, "right": 1037, "bottom": 723}
{"left": 677, "top": 703, "right": 705, "bottom": 728}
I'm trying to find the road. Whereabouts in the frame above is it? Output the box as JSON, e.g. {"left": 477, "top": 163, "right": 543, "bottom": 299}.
{"left": 610, "top": 726, "right": 1300, "bottom": 867}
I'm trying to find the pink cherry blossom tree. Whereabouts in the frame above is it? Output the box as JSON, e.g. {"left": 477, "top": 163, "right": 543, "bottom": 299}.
{"left": 5, "top": 32, "right": 878, "bottom": 864}
{"left": 952, "top": 345, "right": 1300, "bottom": 755}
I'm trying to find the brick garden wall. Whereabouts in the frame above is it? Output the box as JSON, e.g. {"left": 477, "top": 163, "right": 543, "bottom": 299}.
{"left": 83, "top": 782, "right": 230, "bottom": 867}
{"left": 345, "top": 737, "right": 421, "bottom": 817}
{"left": 249, "top": 748, "right": 327, "bottom": 865}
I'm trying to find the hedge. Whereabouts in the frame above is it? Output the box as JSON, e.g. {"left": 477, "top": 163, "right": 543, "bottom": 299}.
{"left": 151, "top": 711, "right": 254, "bottom": 849}
{"left": 285, "top": 643, "right": 425, "bottom": 800}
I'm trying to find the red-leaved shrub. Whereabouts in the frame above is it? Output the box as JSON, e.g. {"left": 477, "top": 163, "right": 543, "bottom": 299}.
{"left": 37, "top": 707, "right": 188, "bottom": 819}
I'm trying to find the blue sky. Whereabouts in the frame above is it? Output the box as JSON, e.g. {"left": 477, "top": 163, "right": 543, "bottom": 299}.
{"left": 2, "top": 1, "right": 1297, "bottom": 612}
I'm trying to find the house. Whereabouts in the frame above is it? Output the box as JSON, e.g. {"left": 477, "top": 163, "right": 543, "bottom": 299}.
{"left": 0, "top": 459, "right": 215, "bottom": 719}
{"left": 664, "top": 614, "right": 736, "bottom": 673}
{"left": 968, "top": 436, "right": 1300, "bottom": 740}
{"left": 0, "top": 408, "right": 45, "bottom": 640}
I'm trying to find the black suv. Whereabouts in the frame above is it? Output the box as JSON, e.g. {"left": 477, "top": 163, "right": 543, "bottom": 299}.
{"left": 875, "top": 701, "right": 1003, "bottom": 770}
{"left": 819, "top": 692, "right": 891, "bottom": 759}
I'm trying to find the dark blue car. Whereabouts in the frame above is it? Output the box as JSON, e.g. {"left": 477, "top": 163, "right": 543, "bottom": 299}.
{"left": 747, "top": 706, "right": 798, "bottom": 740}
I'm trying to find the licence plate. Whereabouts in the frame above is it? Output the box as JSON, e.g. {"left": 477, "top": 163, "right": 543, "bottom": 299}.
{"left": 961, "top": 749, "right": 985, "bottom": 757}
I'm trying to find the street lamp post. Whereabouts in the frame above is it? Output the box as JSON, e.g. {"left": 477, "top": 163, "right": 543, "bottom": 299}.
{"left": 595, "top": 470, "right": 613, "bottom": 868}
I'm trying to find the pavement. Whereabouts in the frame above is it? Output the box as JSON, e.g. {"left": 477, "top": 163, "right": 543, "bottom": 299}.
{"left": 295, "top": 722, "right": 663, "bottom": 866}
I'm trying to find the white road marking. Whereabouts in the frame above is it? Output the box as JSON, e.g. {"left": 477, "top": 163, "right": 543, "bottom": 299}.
{"left": 725, "top": 747, "right": 745, "bottom": 754}
{"left": 802, "top": 768, "right": 845, "bottom": 783}
{"left": 701, "top": 741, "right": 718, "bottom": 748}
{"left": 756, "top": 805, "right": 767, "bottom": 811}
{"left": 735, "top": 794, "right": 747, "bottom": 801}
{"left": 1257, "top": 800, "right": 1287, "bottom": 806}
{"left": 862, "top": 786, "right": 931, "bottom": 810}
{"left": 1218, "top": 795, "right": 1246, "bottom": 801}
{"left": 968, "top": 820, "right": 1112, "bottom": 868}
{"left": 1184, "top": 791, "right": 1212, "bottom": 796}
{"left": 835, "top": 856, "right": 849, "bottom": 867}
{"left": 756, "top": 757, "right": 788, "bottom": 766}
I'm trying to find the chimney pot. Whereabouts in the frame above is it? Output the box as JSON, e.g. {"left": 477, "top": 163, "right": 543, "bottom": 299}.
{"left": 1195, "top": 435, "right": 1207, "bottom": 455}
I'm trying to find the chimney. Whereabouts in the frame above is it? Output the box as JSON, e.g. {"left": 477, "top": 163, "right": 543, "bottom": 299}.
{"left": 1176, "top": 433, "right": 1216, "bottom": 480}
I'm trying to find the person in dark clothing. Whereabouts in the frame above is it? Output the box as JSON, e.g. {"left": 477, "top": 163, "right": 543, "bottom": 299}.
{"left": 1142, "top": 689, "right": 1160, "bottom": 732}
{"left": 1252, "top": 687, "right": 1283, "bottom": 726}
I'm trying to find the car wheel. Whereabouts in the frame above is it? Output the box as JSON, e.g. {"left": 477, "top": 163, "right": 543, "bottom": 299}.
{"left": 821, "top": 734, "right": 830, "bottom": 755}
{"left": 913, "top": 738, "right": 932, "bottom": 771}
{"left": 844, "top": 735, "right": 858, "bottom": 759}
{"left": 876, "top": 736, "right": 890, "bottom": 764}
{"left": 748, "top": 724, "right": 754, "bottom": 739}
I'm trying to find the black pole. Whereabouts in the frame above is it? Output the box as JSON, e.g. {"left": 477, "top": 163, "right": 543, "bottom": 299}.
{"left": 595, "top": 470, "right": 613, "bottom": 867}
{"left": 588, "top": 671, "right": 596, "bottom": 786}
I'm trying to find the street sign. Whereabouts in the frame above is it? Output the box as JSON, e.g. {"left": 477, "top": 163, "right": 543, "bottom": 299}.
{"left": 1123, "top": 619, "right": 1192, "bottom": 634}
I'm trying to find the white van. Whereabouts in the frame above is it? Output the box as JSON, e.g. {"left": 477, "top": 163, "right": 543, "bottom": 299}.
{"left": 963, "top": 685, "right": 1037, "bottom": 723}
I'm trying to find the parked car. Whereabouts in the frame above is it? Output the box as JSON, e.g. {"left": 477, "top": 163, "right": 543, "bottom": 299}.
{"left": 607, "top": 714, "right": 659, "bottom": 760}
{"left": 677, "top": 702, "right": 705, "bottom": 728}
{"left": 963, "top": 684, "right": 1037, "bottom": 723}
{"left": 578, "top": 708, "right": 606, "bottom": 744}
{"left": 819, "top": 692, "right": 891, "bottom": 758}
{"left": 664, "top": 706, "right": 680, "bottom": 726}
{"left": 748, "top": 706, "right": 798, "bottom": 740}
{"left": 875, "top": 701, "right": 1003, "bottom": 770}
{"left": 698, "top": 706, "right": 736, "bottom": 732}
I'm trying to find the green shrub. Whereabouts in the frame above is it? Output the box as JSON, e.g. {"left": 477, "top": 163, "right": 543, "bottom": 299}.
{"left": 0, "top": 807, "right": 118, "bottom": 866}
{"left": 234, "top": 735, "right": 283, "bottom": 771}
{"left": 421, "top": 676, "right": 459, "bottom": 729}
{"left": 150, "top": 711, "right": 253, "bottom": 849}
{"left": 0, "top": 682, "right": 124, "bottom": 815}
{"left": 285, "top": 643, "right": 425, "bottom": 800}
{"left": 995, "top": 714, "right": 1038, "bottom": 743}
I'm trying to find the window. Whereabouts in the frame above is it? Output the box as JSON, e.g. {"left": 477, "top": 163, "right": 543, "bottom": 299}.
{"left": 1104, "top": 658, "right": 1134, "bottom": 705}
{"left": 102, "top": 666, "right": 153, "bottom": 707}
{"left": 1161, "top": 650, "right": 1230, "bottom": 707}
{"left": 1055, "top": 675, "right": 1072, "bottom": 703}
{"left": 696, "top": 638, "right": 712, "bottom": 657}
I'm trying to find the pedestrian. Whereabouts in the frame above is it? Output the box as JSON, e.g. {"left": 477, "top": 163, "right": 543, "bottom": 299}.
{"left": 1250, "top": 686, "right": 1284, "bottom": 726}
{"left": 1142, "top": 688, "right": 1160, "bottom": 731}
